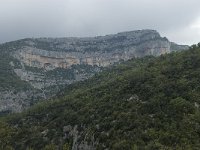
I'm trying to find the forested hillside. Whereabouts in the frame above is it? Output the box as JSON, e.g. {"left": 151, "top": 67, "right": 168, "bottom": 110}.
{"left": 1, "top": 44, "right": 200, "bottom": 150}
{"left": 0, "top": 30, "right": 188, "bottom": 113}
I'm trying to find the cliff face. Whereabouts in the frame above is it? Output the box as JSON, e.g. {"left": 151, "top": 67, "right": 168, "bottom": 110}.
{"left": 13, "top": 30, "right": 186, "bottom": 70}
{"left": 0, "top": 30, "right": 189, "bottom": 112}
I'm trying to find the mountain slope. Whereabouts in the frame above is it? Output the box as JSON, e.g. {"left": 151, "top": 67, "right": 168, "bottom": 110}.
{"left": 1, "top": 45, "right": 200, "bottom": 150}
{"left": 0, "top": 41, "right": 43, "bottom": 113}
{"left": 0, "top": 30, "right": 188, "bottom": 113}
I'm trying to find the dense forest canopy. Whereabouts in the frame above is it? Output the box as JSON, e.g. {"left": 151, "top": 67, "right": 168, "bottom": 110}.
{"left": 1, "top": 43, "right": 200, "bottom": 150}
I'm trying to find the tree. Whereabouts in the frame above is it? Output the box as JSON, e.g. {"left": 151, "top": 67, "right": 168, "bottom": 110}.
{"left": 43, "top": 144, "right": 57, "bottom": 150}
{"left": 0, "top": 122, "right": 15, "bottom": 149}
{"left": 198, "top": 42, "right": 200, "bottom": 48}
{"left": 63, "top": 143, "right": 70, "bottom": 150}
{"left": 169, "top": 97, "right": 194, "bottom": 116}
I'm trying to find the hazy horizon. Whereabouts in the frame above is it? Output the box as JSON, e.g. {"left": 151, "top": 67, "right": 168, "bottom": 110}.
{"left": 0, "top": 0, "right": 200, "bottom": 45}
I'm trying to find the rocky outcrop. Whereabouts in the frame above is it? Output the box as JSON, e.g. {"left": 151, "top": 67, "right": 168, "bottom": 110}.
{"left": 13, "top": 30, "right": 188, "bottom": 70}
{"left": 14, "top": 68, "right": 73, "bottom": 89}
{"left": 14, "top": 47, "right": 134, "bottom": 69}
{"left": 62, "top": 125, "right": 96, "bottom": 150}
{"left": 0, "top": 90, "right": 43, "bottom": 112}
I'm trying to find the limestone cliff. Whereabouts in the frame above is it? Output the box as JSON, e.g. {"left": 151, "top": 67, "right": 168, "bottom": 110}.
{"left": 13, "top": 30, "right": 187, "bottom": 70}
{"left": 0, "top": 29, "right": 189, "bottom": 112}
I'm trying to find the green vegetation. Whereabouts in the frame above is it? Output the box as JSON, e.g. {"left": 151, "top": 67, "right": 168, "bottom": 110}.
{"left": 45, "top": 64, "right": 101, "bottom": 80}
{"left": 1, "top": 44, "right": 200, "bottom": 149}
{"left": 0, "top": 40, "right": 32, "bottom": 91}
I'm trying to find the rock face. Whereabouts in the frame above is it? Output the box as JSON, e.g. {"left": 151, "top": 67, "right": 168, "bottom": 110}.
{"left": 13, "top": 30, "right": 182, "bottom": 70}
{"left": 0, "top": 29, "right": 189, "bottom": 112}
{"left": 0, "top": 90, "right": 42, "bottom": 113}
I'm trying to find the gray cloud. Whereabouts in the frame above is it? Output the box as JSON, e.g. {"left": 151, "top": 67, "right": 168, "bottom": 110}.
{"left": 0, "top": 0, "right": 200, "bottom": 45}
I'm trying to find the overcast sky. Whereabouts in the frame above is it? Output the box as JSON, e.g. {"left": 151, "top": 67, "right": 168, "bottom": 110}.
{"left": 0, "top": 0, "right": 200, "bottom": 45}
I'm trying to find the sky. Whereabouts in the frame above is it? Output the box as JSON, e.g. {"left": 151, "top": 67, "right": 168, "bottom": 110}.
{"left": 0, "top": 0, "right": 200, "bottom": 45}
